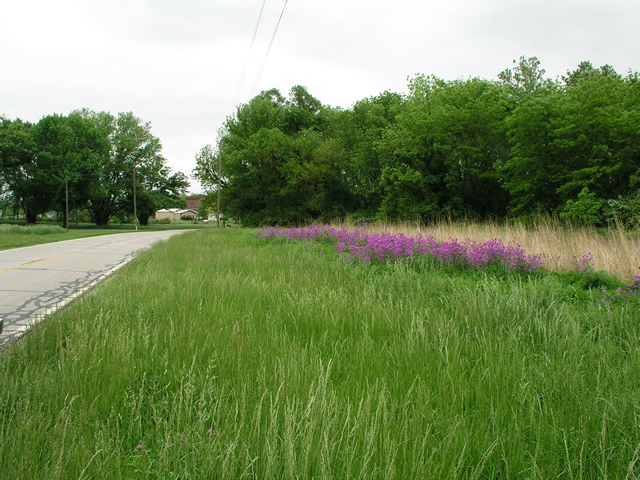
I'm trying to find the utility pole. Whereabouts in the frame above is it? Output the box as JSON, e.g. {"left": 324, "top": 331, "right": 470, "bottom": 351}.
{"left": 64, "top": 174, "right": 69, "bottom": 232}
{"left": 216, "top": 151, "right": 222, "bottom": 228}
{"left": 133, "top": 164, "right": 138, "bottom": 231}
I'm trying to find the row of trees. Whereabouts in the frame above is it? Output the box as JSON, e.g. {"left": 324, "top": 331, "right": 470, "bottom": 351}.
{"left": 194, "top": 57, "right": 640, "bottom": 227}
{"left": 0, "top": 110, "right": 189, "bottom": 225}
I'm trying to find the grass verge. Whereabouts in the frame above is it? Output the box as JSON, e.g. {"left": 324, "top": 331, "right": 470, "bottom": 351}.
{"left": 1, "top": 229, "right": 639, "bottom": 478}
{"left": 0, "top": 222, "right": 217, "bottom": 251}
{"left": 0, "top": 224, "right": 124, "bottom": 250}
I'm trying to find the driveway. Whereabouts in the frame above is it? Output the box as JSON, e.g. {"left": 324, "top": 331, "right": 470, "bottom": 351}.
{"left": 0, "top": 230, "right": 192, "bottom": 346}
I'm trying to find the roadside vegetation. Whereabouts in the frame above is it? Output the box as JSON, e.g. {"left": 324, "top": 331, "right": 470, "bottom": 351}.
{"left": 336, "top": 217, "right": 640, "bottom": 282}
{"left": 194, "top": 57, "right": 640, "bottom": 230}
{"left": 1, "top": 225, "right": 639, "bottom": 479}
{"left": 0, "top": 221, "right": 219, "bottom": 251}
{"left": 0, "top": 111, "right": 189, "bottom": 226}
{"left": 0, "top": 224, "right": 122, "bottom": 250}
{"left": 3, "top": 54, "right": 638, "bottom": 478}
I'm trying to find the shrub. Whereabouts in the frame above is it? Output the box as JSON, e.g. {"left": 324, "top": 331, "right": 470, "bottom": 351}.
{"left": 558, "top": 269, "right": 621, "bottom": 292}
{"left": 559, "top": 187, "right": 608, "bottom": 227}
{"left": 148, "top": 218, "right": 171, "bottom": 225}
{"left": 607, "top": 191, "right": 640, "bottom": 229}
{"left": 601, "top": 275, "right": 640, "bottom": 310}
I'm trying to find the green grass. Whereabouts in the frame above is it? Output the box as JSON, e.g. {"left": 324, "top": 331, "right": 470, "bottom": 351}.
{"left": 0, "top": 224, "right": 122, "bottom": 250}
{"left": 1, "top": 229, "right": 639, "bottom": 479}
{"left": 0, "top": 222, "right": 217, "bottom": 251}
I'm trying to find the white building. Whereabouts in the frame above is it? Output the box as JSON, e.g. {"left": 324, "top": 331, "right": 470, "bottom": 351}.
{"left": 155, "top": 208, "right": 198, "bottom": 220}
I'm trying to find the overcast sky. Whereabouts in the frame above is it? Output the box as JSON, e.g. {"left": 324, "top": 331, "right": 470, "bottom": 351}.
{"left": 2, "top": 0, "right": 639, "bottom": 193}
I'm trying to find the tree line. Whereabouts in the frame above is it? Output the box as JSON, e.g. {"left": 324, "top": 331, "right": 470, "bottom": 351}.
{"left": 0, "top": 110, "right": 189, "bottom": 225}
{"left": 194, "top": 57, "right": 640, "bottom": 227}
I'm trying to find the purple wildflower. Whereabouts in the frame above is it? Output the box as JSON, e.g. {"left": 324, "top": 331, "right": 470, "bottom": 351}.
{"left": 258, "top": 224, "right": 543, "bottom": 274}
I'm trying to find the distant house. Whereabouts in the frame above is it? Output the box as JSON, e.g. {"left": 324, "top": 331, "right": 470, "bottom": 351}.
{"left": 155, "top": 208, "right": 198, "bottom": 220}
{"left": 185, "top": 195, "right": 204, "bottom": 211}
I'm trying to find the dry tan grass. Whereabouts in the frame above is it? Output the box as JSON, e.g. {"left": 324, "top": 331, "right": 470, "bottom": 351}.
{"left": 334, "top": 218, "right": 640, "bottom": 280}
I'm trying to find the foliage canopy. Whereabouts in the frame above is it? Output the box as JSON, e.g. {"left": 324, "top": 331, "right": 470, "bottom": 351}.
{"left": 1, "top": 111, "right": 189, "bottom": 225}
{"left": 193, "top": 59, "right": 640, "bottom": 227}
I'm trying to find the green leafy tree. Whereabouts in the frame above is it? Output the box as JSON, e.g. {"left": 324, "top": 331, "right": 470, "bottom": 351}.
{"left": 192, "top": 144, "right": 220, "bottom": 192}
{"left": 221, "top": 127, "right": 293, "bottom": 226}
{"left": 3, "top": 113, "right": 109, "bottom": 224}
{"left": 313, "top": 106, "right": 362, "bottom": 216}
{"left": 562, "top": 61, "right": 618, "bottom": 88}
{"left": 0, "top": 117, "right": 36, "bottom": 217}
{"left": 197, "top": 193, "right": 215, "bottom": 220}
{"left": 424, "top": 77, "right": 510, "bottom": 217}
{"left": 498, "top": 56, "right": 555, "bottom": 102}
{"left": 228, "top": 89, "right": 287, "bottom": 142}
{"left": 276, "top": 130, "right": 351, "bottom": 223}
{"left": 196, "top": 60, "right": 640, "bottom": 226}
{"left": 499, "top": 91, "right": 562, "bottom": 217}
{"left": 349, "top": 91, "right": 406, "bottom": 218}
{"left": 495, "top": 58, "right": 565, "bottom": 217}
{"left": 379, "top": 164, "right": 439, "bottom": 220}
{"left": 552, "top": 66, "right": 640, "bottom": 204}
{"left": 304, "top": 137, "right": 352, "bottom": 220}
{"left": 215, "top": 87, "right": 354, "bottom": 225}
{"left": 83, "top": 111, "right": 188, "bottom": 225}
{"left": 283, "top": 85, "right": 323, "bottom": 135}
{"left": 369, "top": 79, "right": 442, "bottom": 221}
{"left": 0, "top": 117, "right": 36, "bottom": 171}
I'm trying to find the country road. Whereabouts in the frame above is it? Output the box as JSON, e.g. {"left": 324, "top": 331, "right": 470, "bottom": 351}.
{"left": 0, "top": 230, "right": 192, "bottom": 347}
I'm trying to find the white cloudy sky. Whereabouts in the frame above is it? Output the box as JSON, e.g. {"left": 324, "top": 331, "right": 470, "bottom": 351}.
{"left": 2, "top": 0, "right": 639, "bottom": 193}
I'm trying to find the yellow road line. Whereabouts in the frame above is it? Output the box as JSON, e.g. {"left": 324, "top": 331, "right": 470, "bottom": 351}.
{"left": 0, "top": 239, "right": 129, "bottom": 275}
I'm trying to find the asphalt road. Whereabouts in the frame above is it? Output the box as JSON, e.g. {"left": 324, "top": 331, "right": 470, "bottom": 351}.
{"left": 0, "top": 230, "right": 192, "bottom": 347}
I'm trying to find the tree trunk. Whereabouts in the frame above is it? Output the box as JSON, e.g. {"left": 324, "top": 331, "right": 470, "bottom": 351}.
{"left": 88, "top": 202, "right": 113, "bottom": 226}
{"left": 94, "top": 214, "right": 110, "bottom": 226}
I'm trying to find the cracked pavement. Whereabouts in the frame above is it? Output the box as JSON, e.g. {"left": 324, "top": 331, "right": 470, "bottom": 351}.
{"left": 0, "top": 230, "right": 192, "bottom": 347}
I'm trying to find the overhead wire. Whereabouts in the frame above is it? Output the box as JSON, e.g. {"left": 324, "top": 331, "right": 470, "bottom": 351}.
{"left": 42, "top": 181, "right": 65, "bottom": 224}
{"left": 247, "top": 0, "right": 289, "bottom": 101}
{"left": 231, "top": 0, "right": 267, "bottom": 111}
{"left": 210, "top": 0, "right": 290, "bottom": 204}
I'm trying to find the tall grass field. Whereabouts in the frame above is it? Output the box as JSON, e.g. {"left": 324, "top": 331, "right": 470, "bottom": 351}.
{"left": 1, "top": 227, "right": 639, "bottom": 479}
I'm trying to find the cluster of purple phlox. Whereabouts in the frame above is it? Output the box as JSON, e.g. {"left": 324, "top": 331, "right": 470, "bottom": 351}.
{"left": 574, "top": 252, "right": 594, "bottom": 272}
{"left": 601, "top": 274, "right": 640, "bottom": 310}
{"left": 257, "top": 225, "right": 543, "bottom": 273}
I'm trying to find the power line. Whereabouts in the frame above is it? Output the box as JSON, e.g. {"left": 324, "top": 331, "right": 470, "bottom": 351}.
{"left": 211, "top": 0, "right": 290, "bottom": 215}
{"left": 45, "top": 181, "right": 65, "bottom": 214}
{"left": 231, "top": 0, "right": 267, "bottom": 110}
{"left": 248, "top": 0, "right": 289, "bottom": 101}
